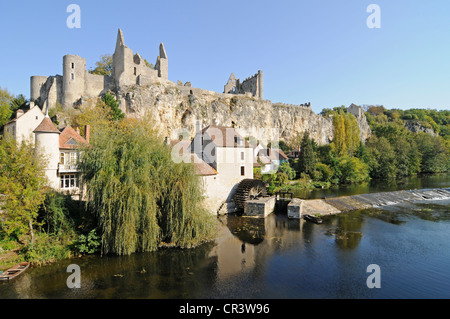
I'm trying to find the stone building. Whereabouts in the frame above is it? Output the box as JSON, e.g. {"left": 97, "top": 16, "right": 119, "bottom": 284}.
{"left": 3, "top": 102, "right": 45, "bottom": 145}
{"left": 30, "top": 29, "right": 169, "bottom": 112}
{"left": 224, "top": 70, "right": 264, "bottom": 100}
{"left": 169, "top": 125, "right": 254, "bottom": 213}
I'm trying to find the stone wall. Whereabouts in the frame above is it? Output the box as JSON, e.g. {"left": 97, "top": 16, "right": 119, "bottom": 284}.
{"left": 223, "top": 70, "right": 263, "bottom": 99}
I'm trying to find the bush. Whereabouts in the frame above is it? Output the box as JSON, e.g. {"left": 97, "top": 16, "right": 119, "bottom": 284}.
{"left": 22, "top": 232, "right": 73, "bottom": 265}
{"left": 72, "top": 229, "right": 101, "bottom": 255}
{"left": 278, "top": 162, "right": 296, "bottom": 180}
{"left": 315, "top": 162, "right": 333, "bottom": 182}
{"left": 337, "top": 157, "right": 370, "bottom": 184}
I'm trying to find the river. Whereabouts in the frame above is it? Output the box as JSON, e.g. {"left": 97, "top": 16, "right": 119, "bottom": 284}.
{"left": 1, "top": 174, "right": 449, "bottom": 299}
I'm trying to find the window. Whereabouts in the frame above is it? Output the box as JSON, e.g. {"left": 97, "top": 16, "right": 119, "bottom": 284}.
{"left": 241, "top": 166, "right": 245, "bottom": 176}
{"left": 71, "top": 73, "right": 74, "bottom": 80}
{"left": 134, "top": 67, "right": 137, "bottom": 75}
{"left": 60, "top": 174, "right": 79, "bottom": 189}
{"left": 241, "top": 152, "right": 245, "bottom": 160}
{"left": 69, "top": 152, "right": 77, "bottom": 164}
{"left": 71, "top": 63, "right": 74, "bottom": 69}
{"left": 60, "top": 152, "right": 65, "bottom": 164}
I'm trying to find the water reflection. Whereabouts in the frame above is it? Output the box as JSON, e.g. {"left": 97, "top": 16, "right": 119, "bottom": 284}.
{"left": 1, "top": 197, "right": 450, "bottom": 299}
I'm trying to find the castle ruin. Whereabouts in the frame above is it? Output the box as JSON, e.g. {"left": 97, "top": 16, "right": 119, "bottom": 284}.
{"left": 224, "top": 71, "right": 263, "bottom": 100}
{"left": 30, "top": 29, "right": 169, "bottom": 112}
{"left": 30, "top": 29, "right": 266, "bottom": 112}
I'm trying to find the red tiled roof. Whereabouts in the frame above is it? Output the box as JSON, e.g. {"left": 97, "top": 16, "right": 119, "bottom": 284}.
{"left": 168, "top": 139, "right": 217, "bottom": 176}
{"left": 59, "top": 126, "right": 88, "bottom": 149}
{"left": 191, "top": 153, "right": 218, "bottom": 176}
{"left": 33, "top": 117, "right": 60, "bottom": 134}
{"left": 200, "top": 125, "right": 250, "bottom": 148}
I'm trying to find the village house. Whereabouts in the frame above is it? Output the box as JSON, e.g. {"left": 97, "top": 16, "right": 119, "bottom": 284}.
{"left": 3, "top": 106, "right": 89, "bottom": 200}
{"left": 169, "top": 125, "right": 254, "bottom": 213}
{"left": 3, "top": 102, "right": 45, "bottom": 145}
{"left": 253, "top": 143, "right": 288, "bottom": 174}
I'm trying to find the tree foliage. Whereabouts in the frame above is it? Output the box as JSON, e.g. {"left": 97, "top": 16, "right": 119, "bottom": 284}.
{"left": 297, "top": 132, "right": 316, "bottom": 177}
{"left": 79, "top": 118, "right": 216, "bottom": 255}
{"left": 89, "top": 54, "right": 113, "bottom": 77}
{"left": 102, "top": 92, "right": 124, "bottom": 121}
{"left": 332, "top": 110, "right": 360, "bottom": 157}
{"left": 0, "top": 137, "right": 48, "bottom": 244}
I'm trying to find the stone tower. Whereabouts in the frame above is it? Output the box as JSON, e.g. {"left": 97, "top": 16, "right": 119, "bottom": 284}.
{"left": 30, "top": 76, "right": 49, "bottom": 102}
{"left": 63, "top": 54, "right": 86, "bottom": 108}
{"left": 155, "top": 43, "right": 168, "bottom": 81}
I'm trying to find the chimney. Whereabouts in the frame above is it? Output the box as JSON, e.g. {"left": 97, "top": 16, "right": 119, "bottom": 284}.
{"left": 85, "top": 125, "right": 90, "bottom": 144}
{"left": 16, "top": 109, "right": 24, "bottom": 119}
{"left": 195, "top": 120, "right": 202, "bottom": 134}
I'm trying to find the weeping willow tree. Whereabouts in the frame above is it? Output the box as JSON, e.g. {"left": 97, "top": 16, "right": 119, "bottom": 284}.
{"left": 79, "top": 119, "right": 216, "bottom": 255}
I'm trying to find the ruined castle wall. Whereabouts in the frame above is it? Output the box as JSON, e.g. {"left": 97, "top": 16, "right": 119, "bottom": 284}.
{"left": 37, "top": 75, "right": 63, "bottom": 113}
{"left": 30, "top": 76, "right": 49, "bottom": 101}
{"left": 231, "top": 70, "right": 263, "bottom": 99}
{"left": 85, "top": 72, "right": 114, "bottom": 97}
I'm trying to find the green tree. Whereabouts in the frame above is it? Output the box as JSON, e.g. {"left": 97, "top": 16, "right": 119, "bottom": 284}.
{"left": 0, "top": 137, "right": 48, "bottom": 244}
{"left": 10, "top": 94, "right": 28, "bottom": 112}
{"left": 89, "top": 54, "right": 113, "bottom": 76}
{"left": 416, "top": 133, "right": 449, "bottom": 174}
{"left": 332, "top": 110, "right": 360, "bottom": 157}
{"left": 315, "top": 162, "right": 333, "bottom": 182}
{"left": 278, "top": 162, "right": 296, "bottom": 180}
{"left": 365, "top": 136, "right": 397, "bottom": 179}
{"left": 79, "top": 118, "right": 216, "bottom": 255}
{"left": 0, "top": 86, "right": 14, "bottom": 127}
{"left": 0, "top": 101, "right": 12, "bottom": 128}
{"left": 297, "top": 132, "right": 316, "bottom": 177}
{"left": 102, "top": 92, "right": 124, "bottom": 121}
{"left": 337, "top": 156, "right": 369, "bottom": 184}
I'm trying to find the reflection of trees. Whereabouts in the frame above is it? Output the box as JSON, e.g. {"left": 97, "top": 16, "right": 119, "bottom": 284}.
{"left": 333, "top": 211, "right": 364, "bottom": 249}
{"left": 225, "top": 216, "right": 266, "bottom": 245}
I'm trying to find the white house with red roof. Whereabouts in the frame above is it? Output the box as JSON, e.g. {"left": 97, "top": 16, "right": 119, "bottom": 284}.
{"left": 3, "top": 102, "right": 45, "bottom": 145}
{"left": 3, "top": 106, "right": 89, "bottom": 199}
{"left": 170, "top": 125, "right": 254, "bottom": 213}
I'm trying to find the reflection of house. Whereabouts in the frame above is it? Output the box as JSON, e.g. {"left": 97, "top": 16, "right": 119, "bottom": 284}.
{"left": 170, "top": 125, "right": 254, "bottom": 213}
{"left": 253, "top": 143, "right": 288, "bottom": 174}
{"left": 3, "top": 105, "right": 89, "bottom": 199}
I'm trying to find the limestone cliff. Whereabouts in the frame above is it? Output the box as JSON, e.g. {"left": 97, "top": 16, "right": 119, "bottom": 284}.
{"left": 116, "top": 81, "right": 370, "bottom": 146}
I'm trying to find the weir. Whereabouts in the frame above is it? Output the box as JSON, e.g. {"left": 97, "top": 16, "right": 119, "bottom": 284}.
{"left": 287, "top": 188, "right": 450, "bottom": 220}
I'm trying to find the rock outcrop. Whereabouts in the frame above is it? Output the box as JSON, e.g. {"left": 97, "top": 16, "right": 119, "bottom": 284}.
{"left": 116, "top": 81, "right": 371, "bottom": 146}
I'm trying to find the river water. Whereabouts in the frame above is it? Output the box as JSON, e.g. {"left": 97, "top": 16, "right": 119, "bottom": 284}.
{"left": 1, "top": 175, "right": 449, "bottom": 299}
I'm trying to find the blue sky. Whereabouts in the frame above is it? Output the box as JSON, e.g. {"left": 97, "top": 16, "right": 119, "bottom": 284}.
{"left": 0, "top": 0, "right": 449, "bottom": 113}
